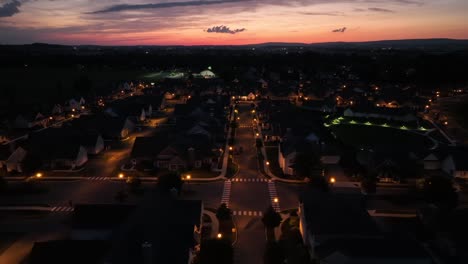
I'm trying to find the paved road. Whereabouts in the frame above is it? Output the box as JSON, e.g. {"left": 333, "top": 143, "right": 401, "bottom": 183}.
{"left": 230, "top": 104, "right": 275, "bottom": 264}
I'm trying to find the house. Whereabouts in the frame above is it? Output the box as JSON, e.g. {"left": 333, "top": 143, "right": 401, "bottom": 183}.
{"left": 14, "top": 112, "right": 46, "bottom": 129}
{"left": 299, "top": 191, "right": 430, "bottom": 263}
{"left": 301, "top": 99, "right": 336, "bottom": 113}
{"left": 278, "top": 129, "right": 339, "bottom": 175}
{"left": 105, "top": 95, "right": 163, "bottom": 122}
{"left": 156, "top": 138, "right": 216, "bottom": 171}
{"left": 315, "top": 237, "right": 432, "bottom": 264}
{"left": 71, "top": 204, "right": 136, "bottom": 240}
{"left": 299, "top": 191, "right": 380, "bottom": 261}
{"left": 28, "top": 133, "right": 88, "bottom": 170}
{"left": 130, "top": 136, "right": 170, "bottom": 169}
{"left": 0, "top": 144, "right": 28, "bottom": 173}
{"left": 72, "top": 114, "right": 135, "bottom": 140}
{"left": 28, "top": 240, "right": 110, "bottom": 264}
{"left": 442, "top": 149, "right": 468, "bottom": 179}
{"left": 107, "top": 199, "right": 203, "bottom": 264}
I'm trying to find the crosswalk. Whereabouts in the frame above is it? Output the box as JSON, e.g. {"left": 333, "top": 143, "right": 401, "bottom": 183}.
{"left": 267, "top": 181, "right": 281, "bottom": 212}
{"left": 231, "top": 178, "right": 269, "bottom": 182}
{"left": 221, "top": 180, "right": 232, "bottom": 206}
{"left": 51, "top": 206, "right": 74, "bottom": 212}
{"left": 232, "top": 210, "right": 263, "bottom": 217}
{"left": 87, "top": 177, "right": 110, "bottom": 181}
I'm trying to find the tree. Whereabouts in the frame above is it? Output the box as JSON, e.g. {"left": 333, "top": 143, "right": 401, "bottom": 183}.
{"left": 157, "top": 172, "right": 183, "bottom": 194}
{"left": 262, "top": 206, "right": 282, "bottom": 242}
{"left": 198, "top": 239, "right": 233, "bottom": 264}
{"left": 360, "top": 171, "right": 377, "bottom": 195}
{"left": 127, "top": 176, "right": 143, "bottom": 194}
{"left": 216, "top": 203, "right": 232, "bottom": 221}
{"left": 294, "top": 151, "right": 321, "bottom": 179}
{"left": 306, "top": 175, "right": 330, "bottom": 193}
{"left": 264, "top": 241, "right": 285, "bottom": 264}
{"left": 423, "top": 176, "right": 458, "bottom": 211}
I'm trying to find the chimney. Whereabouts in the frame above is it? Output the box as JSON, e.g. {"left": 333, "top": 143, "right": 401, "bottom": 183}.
{"left": 142, "top": 242, "right": 152, "bottom": 264}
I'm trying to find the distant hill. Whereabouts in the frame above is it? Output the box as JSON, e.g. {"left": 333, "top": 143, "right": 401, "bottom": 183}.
{"left": 2, "top": 38, "right": 468, "bottom": 51}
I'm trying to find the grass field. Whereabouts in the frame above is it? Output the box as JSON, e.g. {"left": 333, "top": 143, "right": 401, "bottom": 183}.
{"left": 331, "top": 124, "right": 434, "bottom": 150}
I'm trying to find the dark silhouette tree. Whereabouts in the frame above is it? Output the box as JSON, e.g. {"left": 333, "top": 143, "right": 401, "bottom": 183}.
{"left": 307, "top": 175, "right": 330, "bottom": 193}
{"left": 216, "top": 203, "right": 232, "bottom": 221}
{"left": 294, "top": 150, "right": 321, "bottom": 178}
{"left": 157, "top": 172, "right": 183, "bottom": 194}
{"left": 264, "top": 241, "right": 285, "bottom": 264}
{"left": 198, "top": 239, "right": 233, "bottom": 264}
{"left": 262, "top": 206, "right": 282, "bottom": 242}
{"left": 423, "top": 176, "right": 458, "bottom": 211}
{"left": 361, "top": 171, "right": 377, "bottom": 195}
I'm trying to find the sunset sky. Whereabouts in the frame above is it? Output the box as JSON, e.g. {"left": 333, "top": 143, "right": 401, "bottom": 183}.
{"left": 0, "top": 0, "right": 467, "bottom": 45}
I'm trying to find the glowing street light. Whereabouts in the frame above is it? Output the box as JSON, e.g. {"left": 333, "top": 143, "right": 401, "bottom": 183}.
{"left": 217, "top": 233, "right": 223, "bottom": 239}
{"left": 186, "top": 175, "right": 191, "bottom": 180}
{"left": 273, "top": 197, "right": 279, "bottom": 203}
{"left": 229, "top": 146, "right": 233, "bottom": 151}
{"left": 329, "top": 177, "right": 336, "bottom": 184}
{"left": 266, "top": 161, "right": 270, "bottom": 166}
{"left": 118, "top": 173, "right": 124, "bottom": 179}
{"left": 36, "top": 173, "right": 43, "bottom": 178}
{"left": 256, "top": 133, "right": 259, "bottom": 137}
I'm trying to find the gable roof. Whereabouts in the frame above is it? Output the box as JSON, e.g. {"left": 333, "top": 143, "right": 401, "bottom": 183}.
{"left": 29, "top": 240, "right": 110, "bottom": 264}
{"left": 301, "top": 191, "right": 379, "bottom": 237}
{"left": 72, "top": 204, "right": 136, "bottom": 229}
{"left": 107, "top": 199, "right": 202, "bottom": 264}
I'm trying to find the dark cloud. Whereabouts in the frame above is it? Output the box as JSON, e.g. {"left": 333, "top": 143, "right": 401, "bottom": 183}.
{"left": 368, "top": 7, "right": 394, "bottom": 12}
{"left": 332, "top": 27, "right": 346, "bottom": 33}
{"left": 206, "top": 25, "right": 245, "bottom": 34}
{"left": 301, "top": 11, "right": 344, "bottom": 16}
{"left": 0, "top": 0, "right": 22, "bottom": 17}
{"left": 90, "top": 0, "right": 243, "bottom": 14}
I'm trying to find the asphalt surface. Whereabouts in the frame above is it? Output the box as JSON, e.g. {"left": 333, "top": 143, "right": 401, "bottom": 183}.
{"left": 230, "top": 104, "right": 277, "bottom": 264}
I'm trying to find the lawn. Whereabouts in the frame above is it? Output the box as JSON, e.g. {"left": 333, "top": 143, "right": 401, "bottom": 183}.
{"left": 331, "top": 124, "right": 434, "bottom": 150}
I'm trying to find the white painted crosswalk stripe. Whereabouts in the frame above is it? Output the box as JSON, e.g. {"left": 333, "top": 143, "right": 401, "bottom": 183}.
{"left": 51, "top": 206, "right": 74, "bottom": 212}
{"left": 88, "top": 177, "right": 110, "bottom": 181}
{"left": 232, "top": 178, "right": 268, "bottom": 182}
{"left": 267, "top": 181, "right": 281, "bottom": 212}
{"left": 232, "top": 210, "right": 263, "bottom": 217}
{"left": 220, "top": 180, "right": 232, "bottom": 207}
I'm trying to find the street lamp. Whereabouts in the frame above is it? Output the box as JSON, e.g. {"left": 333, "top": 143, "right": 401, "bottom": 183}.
{"left": 36, "top": 172, "right": 43, "bottom": 178}
{"left": 229, "top": 146, "right": 233, "bottom": 151}
{"left": 118, "top": 173, "right": 124, "bottom": 179}
{"left": 186, "top": 175, "right": 191, "bottom": 180}
{"left": 266, "top": 161, "right": 270, "bottom": 166}
{"left": 217, "top": 233, "right": 223, "bottom": 239}
{"left": 329, "top": 177, "right": 336, "bottom": 184}
{"left": 256, "top": 133, "right": 259, "bottom": 137}
{"left": 273, "top": 197, "right": 279, "bottom": 203}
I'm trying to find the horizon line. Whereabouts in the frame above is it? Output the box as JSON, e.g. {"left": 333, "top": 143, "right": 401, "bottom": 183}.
{"left": 1, "top": 38, "right": 468, "bottom": 47}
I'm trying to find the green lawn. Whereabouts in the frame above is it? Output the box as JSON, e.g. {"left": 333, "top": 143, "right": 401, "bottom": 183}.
{"left": 331, "top": 124, "right": 434, "bottom": 150}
